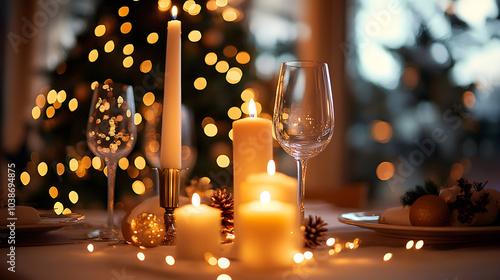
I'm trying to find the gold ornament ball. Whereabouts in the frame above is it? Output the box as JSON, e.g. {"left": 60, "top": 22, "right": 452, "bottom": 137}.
{"left": 131, "top": 212, "right": 165, "bottom": 247}
{"left": 410, "top": 195, "right": 450, "bottom": 227}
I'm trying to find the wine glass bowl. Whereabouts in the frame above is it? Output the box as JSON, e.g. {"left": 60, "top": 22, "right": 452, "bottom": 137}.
{"left": 86, "top": 80, "right": 137, "bottom": 240}
{"left": 273, "top": 61, "right": 334, "bottom": 217}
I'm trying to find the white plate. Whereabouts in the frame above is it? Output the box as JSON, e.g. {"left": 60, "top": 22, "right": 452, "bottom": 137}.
{"left": 0, "top": 211, "right": 85, "bottom": 236}
{"left": 338, "top": 212, "right": 500, "bottom": 242}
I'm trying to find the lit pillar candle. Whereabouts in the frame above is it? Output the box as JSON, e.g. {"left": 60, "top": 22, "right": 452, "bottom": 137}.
{"left": 232, "top": 99, "right": 273, "bottom": 236}
{"left": 239, "top": 191, "right": 300, "bottom": 268}
{"left": 160, "top": 6, "right": 182, "bottom": 169}
{"left": 175, "top": 193, "right": 221, "bottom": 260}
{"left": 240, "top": 160, "right": 298, "bottom": 205}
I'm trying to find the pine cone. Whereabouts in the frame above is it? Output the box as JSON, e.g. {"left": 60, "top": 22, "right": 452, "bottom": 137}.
{"left": 210, "top": 189, "right": 234, "bottom": 239}
{"left": 302, "top": 215, "right": 328, "bottom": 248}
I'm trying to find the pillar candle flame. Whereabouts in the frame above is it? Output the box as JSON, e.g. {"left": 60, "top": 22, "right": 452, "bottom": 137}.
{"left": 192, "top": 193, "right": 201, "bottom": 207}
{"left": 172, "top": 6, "right": 178, "bottom": 19}
{"left": 267, "top": 160, "right": 276, "bottom": 175}
{"left": 249, "top": 99, "right": 257, "bottom": 117}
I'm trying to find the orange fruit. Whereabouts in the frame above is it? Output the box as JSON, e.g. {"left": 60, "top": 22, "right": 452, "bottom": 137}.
{"left": 409, "top": 195, "right": 450, "bottom": 226}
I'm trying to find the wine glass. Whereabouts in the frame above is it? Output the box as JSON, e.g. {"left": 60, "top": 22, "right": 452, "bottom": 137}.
{"left": 86, "top": 80, "right": 137, "bottom": 240}
{"left": 273, "top": 61, "right": 334, "bottom": 218}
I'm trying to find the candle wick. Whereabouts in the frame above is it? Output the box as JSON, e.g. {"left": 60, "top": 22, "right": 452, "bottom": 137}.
{"left": 250, "top": 113, "right": 255, "bottom": 118}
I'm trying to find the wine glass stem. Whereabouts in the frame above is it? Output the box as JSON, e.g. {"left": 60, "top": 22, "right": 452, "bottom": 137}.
{"left": 106, "top": 160, "right": 117, "bottom": 230}
{"left": 296, "top": 158, "right": 308, "bottom": 221}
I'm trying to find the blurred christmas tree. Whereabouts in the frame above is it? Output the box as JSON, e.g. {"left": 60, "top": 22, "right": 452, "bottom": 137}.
{"left": 20, "top": 0, "right": 264, "bottom": 211}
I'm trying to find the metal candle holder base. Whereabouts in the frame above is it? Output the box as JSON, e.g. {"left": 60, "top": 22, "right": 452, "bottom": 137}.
{"left": 153, "top": 167, "right": 180, "bottom": 245}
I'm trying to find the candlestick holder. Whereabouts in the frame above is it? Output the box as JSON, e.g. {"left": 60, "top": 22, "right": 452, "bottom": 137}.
{"left": 152, "top": 167, "right": 180, "bottom": 245}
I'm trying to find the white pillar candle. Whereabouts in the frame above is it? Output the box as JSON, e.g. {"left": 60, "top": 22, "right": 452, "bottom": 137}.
{"left": 160, "top": 6, "right": 182, "bottom": 169}
{"left": 232, "top": 99, "right": 273, "bottom": 236}
{"left": 175, "top": 193, "right": 221, "bottom": 260}
{"left": 239, "top": 191, "right": 300, "bottom": 268}
{"left": 240, "top": 160, "right": 298, "bottom": 205}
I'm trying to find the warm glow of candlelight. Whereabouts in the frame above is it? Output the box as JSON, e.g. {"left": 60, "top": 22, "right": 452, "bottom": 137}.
{"left": 87, "top": 244, "right": 94, "bottom": 252}
{"left": 137, "top": 252, "right": 145, "bottom": 261}
{"left": 165, "top": 255, "right": 175, "bottom": 265}
{"left": 267, "top": 160, "right": 276, "bottom": 175}
{"left": 326, "top": 237, "right": 336, "bottom": 246}
{"left": 192, "top": 193, "right": 201, "bottom": 207}
{"left": 406, "top": 240, "right": 414, "bottom": 250}
{"left": 218, "top": 257, "right": 230, "bottom": 269}
{"left": 415, "top": 240, "right": 424, "bottom": 249}
{"left": 293, "top": 252, "right": 304, "bottom": 263}
{"left": 172, "top": 6, "right": 178, "bottom": 19}
{"left": 260, "top": 191, "right": 271, "bottom": 204}
{"left": 383, "top": 253, "right": 392, "bottom": 261}
{"left": 249, "top": 99, "right": 257, "bottom": 117}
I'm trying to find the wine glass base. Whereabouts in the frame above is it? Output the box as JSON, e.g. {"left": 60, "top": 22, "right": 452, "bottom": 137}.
{"left": 87, "top": 227, "right": 120, "bottom": 241}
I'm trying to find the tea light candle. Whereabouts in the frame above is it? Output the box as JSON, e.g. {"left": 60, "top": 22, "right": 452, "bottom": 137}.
{"left": 238, "top": 191, "right": 300, "bottom": 268}
{"left": 232, "top": 99, "right": 273, "bottom": 235}
{"left": 175, "top": 193, "right": 221, "bottom": 260}
{"left": 240, "top": 160, "right": 298, "bottom": 205}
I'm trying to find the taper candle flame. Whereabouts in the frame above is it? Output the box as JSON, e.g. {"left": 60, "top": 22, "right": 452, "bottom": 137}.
{"left": 249, "top": 99, "right": 257, "bottom": 117}
{"left": 260, "top": 191, "right": 271, "bottom": 204}
{"left": 267, "top": 160, "right": 276, "bottom": 175}
{"left": 172, "top": 6, "right": 178, "bottom": 19}
{"left": 192, "top": 193, "right": 201, "bottom": 207}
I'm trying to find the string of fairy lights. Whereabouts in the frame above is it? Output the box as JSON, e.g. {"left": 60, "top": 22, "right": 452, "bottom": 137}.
{"left": 20, "top": 0, "right": 267, "bottom": 215}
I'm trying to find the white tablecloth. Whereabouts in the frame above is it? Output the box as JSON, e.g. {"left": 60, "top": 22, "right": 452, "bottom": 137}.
{"left": 2, "top": 202, "right": 499, "bottom": 280}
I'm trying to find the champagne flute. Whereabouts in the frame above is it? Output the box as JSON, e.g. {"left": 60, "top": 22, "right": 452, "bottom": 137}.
{"left": 273, "top": 61, "right": 334, "bottom": 218}
{"left": 86, "top": 80, "right": 137, "bottom": 240}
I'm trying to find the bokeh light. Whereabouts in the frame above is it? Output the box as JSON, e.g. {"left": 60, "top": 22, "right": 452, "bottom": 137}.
{"left": 222, "top": 8, "right": 238, "bottom": 22}
{"left": 69, "top": 191, "right": 79, "bottom": 204}
{"left": 371, "top": 120, "right": 393, "bottom": 143}
{"left": 158, "top": 0, "right": 171, "bottom": 12}
{"left": 68, "top": 98, "right": 78, "bottom": 112}
{"left": 165, "top": 255, "right": 175, "bottom": 265}
{"left": 188, "top": 30, "right": 202, "bottom": 42}
{"left": 54, "top": 202, "right": 64, "bottom": 215}
{"left": 215, "top": 61, "right": 229, "bottom": 73}
{"left": 216, "top": 155, "right": 230, "bottom": 168}
{"left": 147, "top": 32, "right": 159, "bottom": 44}
{"left": 132, "top": 180, "right": 146, "bottom": 195}
{"left": 143, "top": 92, "right": 155, "bottom": 106}
{"left": 205, "top": 52, "right": 218, "bottom": 65}
{"left": 236, "top": 51, "right": 250, "bottom": 64}
{"left": 223, "top": 45, "right": 237, "bottom": 57}
{"left": 134, "top": 156, "right": 147, "bottom": 170}
{"left": 376, "top": 161, "right": 395, "bottom": 181}
{"left": 227, "top": 107, "right": 242, "bottom": 120}
{"left": 20, "top": 171, "right": 30, "bottom": 185}
{"left": 118, "top": 6, "right": 129, "bottom": 17}
{"left": 123, "top": 44, "right": 134, "bottom": 55}
{"left": 88, "top": 49, "right": 99, "bottom": 62}
{"left": 204, "top": 123, "right": 218, "bottom": 137}
{"left": 32, "top": 106, "right": 41, "bottom": 120}
{"left": 94, "top": 25, "right": 106, "bottom": 37}
{"left": 49, "top": 186, "right": 58, "bottom": 199}
{"left": 120, "top": 22, "right": 132, "bottom": 34}
{"left": 140, "top": 60, "right": 152, "bottom": 73}
{"left": 119, "top": 157, "right": 130, "bottom": 170}
{"left": 194, "top": 77, "right": 207, "bottom": 90}
{"left": 47, "top": 90, "right": 57, "bottom": 104}
{"left": 226, "top": 67, "right": 242, "bottom": 84}
{"left": 240, "top": 88, "right": 254, "bottom": 101}
{"left": 37, "top": 162, "right": 48, "bottom": 176}
{"left": 123, "top": 56, "right": 134, "bottom": 68}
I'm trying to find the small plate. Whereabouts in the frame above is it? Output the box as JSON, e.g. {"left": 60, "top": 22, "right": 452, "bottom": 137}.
{"left": 0, "top": 211, "right": 85, "bottom": 236}
{"left": 338, "top": 212, "right": 500, "bottom": 242}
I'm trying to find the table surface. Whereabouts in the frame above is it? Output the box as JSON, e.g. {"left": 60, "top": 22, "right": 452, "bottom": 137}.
{"left": 1, "top": 202, "right": 499, "bottom": 280}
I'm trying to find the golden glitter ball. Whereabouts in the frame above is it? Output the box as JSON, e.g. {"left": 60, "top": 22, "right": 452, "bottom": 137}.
{"left": 130, "top": 213, "right": 165, "bottom": 247}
